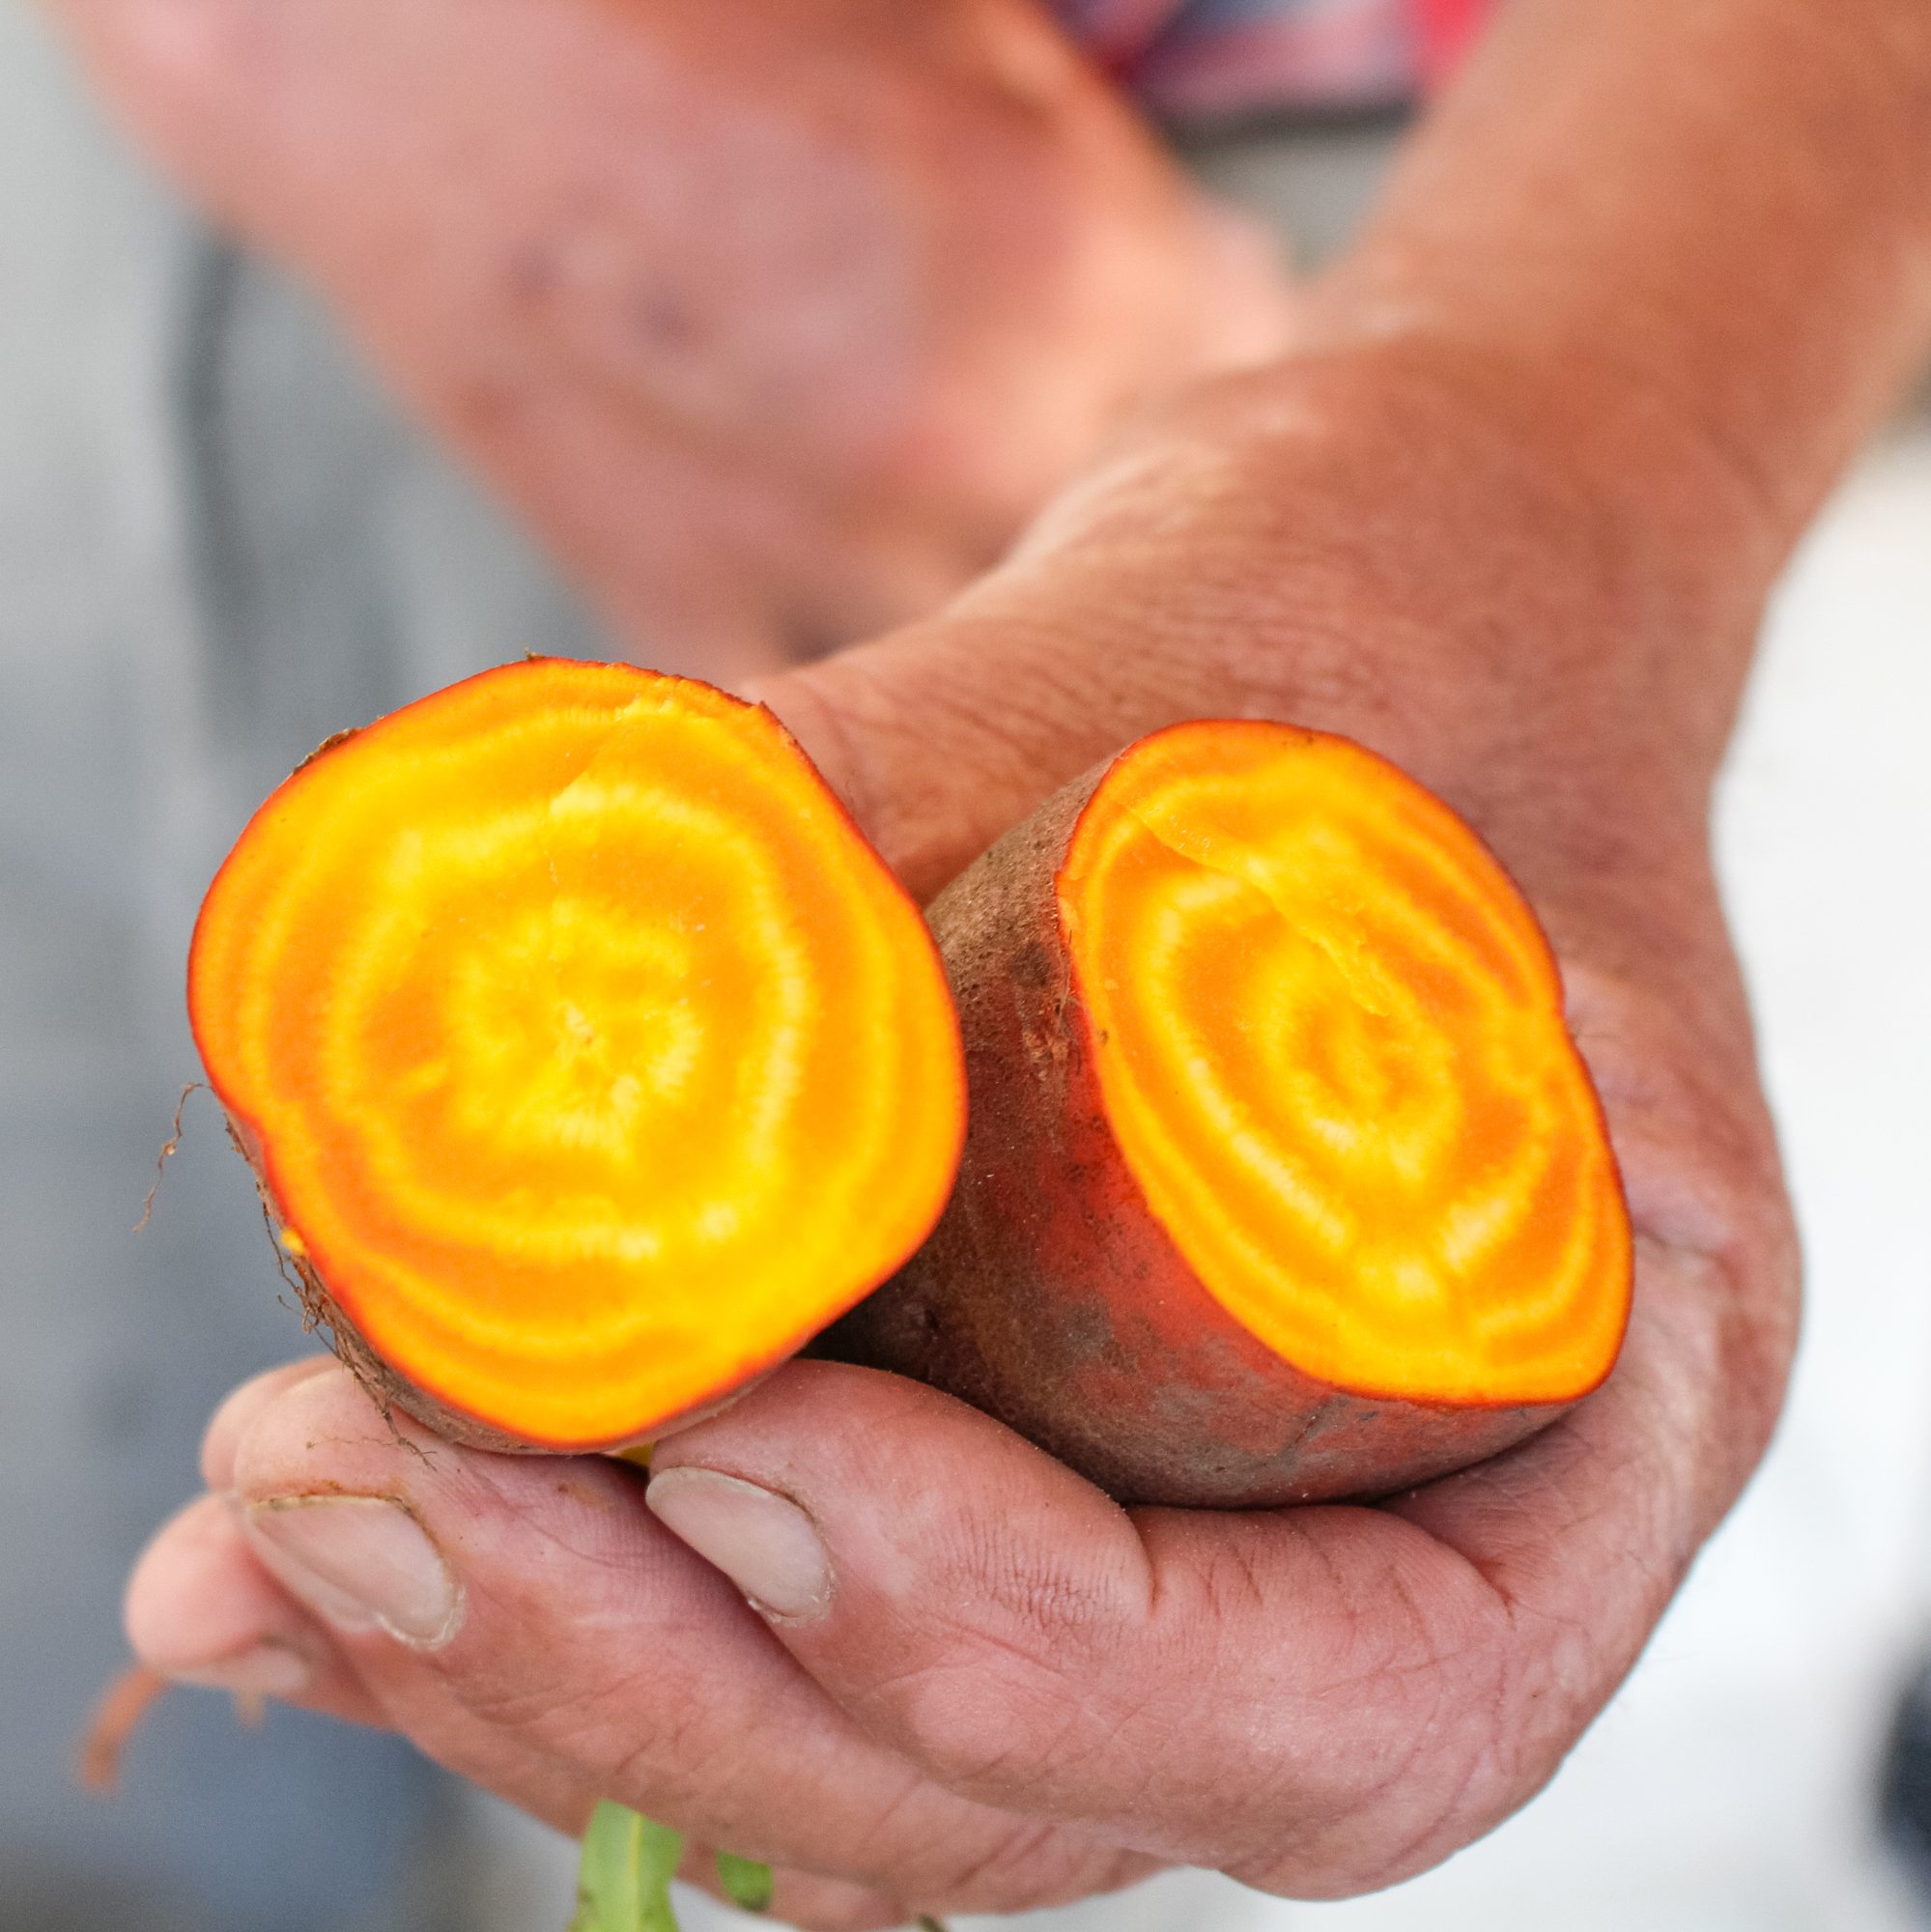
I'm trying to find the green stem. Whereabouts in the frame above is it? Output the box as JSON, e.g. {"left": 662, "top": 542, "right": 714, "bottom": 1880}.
{"left": 569, "top": 1803, "right": 782, "bottom": 1928}
{"left": 714, "top": 1849, "right": 776, "bottom": 1914}
{"left": 569, "top": 1803, "right": 684, "bottom": 1932}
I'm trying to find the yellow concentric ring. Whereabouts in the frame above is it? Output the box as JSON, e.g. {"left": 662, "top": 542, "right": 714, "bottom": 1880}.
{"left": 1060, "top": 722, "right": 1629, "bottom": 1405}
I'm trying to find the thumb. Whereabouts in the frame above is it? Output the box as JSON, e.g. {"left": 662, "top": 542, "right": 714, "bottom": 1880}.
{"left": 746, "top": 596, "right": 1125, "bottom": 903}
{"left": 748, "top": 452, "right": 1275, "bottom": 902}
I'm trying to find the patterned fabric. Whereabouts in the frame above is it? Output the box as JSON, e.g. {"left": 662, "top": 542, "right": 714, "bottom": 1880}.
{"left": 1052, "top": 0, "right": 1492, "bottom": 118}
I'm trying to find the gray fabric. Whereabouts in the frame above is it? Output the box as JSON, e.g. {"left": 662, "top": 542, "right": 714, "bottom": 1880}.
{"left": 1176, "top": 109, "right": 1406, "bottom": 272}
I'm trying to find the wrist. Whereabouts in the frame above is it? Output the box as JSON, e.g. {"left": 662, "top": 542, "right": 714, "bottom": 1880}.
{"left": 972, "top": 339, "right": 1763, "bottom": 791}
{"left": 1280, "top": 0, "right": 1931, "bottom": 628}
{"left": 1283, "top": 321, "right": 1789, "bottom": 632}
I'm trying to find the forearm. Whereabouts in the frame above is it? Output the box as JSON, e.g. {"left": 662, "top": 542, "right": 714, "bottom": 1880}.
{"left": 1299, "top": 0, "right": 1931, "bottom": 659}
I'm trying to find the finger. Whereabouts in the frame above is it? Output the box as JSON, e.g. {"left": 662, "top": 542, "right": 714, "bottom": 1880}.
{"left": 200, "top": 1354, "right": 336, "bottom": 1488}
{"left": 221, "top": 1363, "right": 1150, "bottom": 1913}
{"left": 645, "top": 1360, "right": 1506, "bottom": 1890}
{"left": 126, "top": 1493, "right": 383, "bottom": 1722}
{"left": 643, "top": 1297, "right": 1752, "bottom": 1903}
{"left": 128, "top": 1472, "right": 1116, "bottom": 1929}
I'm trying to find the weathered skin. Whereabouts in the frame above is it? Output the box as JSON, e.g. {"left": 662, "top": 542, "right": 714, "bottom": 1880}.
{"left": 51, "top": 0, "right": 1288, "bottom": 677}
{"left": 832, "top": 769, "right": 1572, "bottom": 1507}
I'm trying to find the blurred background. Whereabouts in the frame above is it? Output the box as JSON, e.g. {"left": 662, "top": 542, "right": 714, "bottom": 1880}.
{"left": 3, "top": 0, "right": 1928, "bottom": 1926}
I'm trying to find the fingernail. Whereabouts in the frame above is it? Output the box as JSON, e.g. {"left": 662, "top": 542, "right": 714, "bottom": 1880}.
{"left": 174, "top": 1639, "right": 314, "bottom": 1699}
{"left": 242, "top": 1495, "right": 465, "bottom": 1648}
{"left": 646, "top": 1469, "right": 832, "bottom": 1622}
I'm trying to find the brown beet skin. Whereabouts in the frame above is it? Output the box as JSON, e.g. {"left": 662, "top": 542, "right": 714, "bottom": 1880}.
{"left": 224, "top": 1113, "right": 766, "bottom": 1458}
{"left": 828, "top": 768, "right": 1576, "bottom": 1508}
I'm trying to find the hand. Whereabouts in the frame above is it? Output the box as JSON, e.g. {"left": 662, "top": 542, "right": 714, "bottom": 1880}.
{"left": 122, "top": 340, "right": 1800, "bottom": 1926}
{"left": 51, "top": 0, "right": 1288, "bottom": 679}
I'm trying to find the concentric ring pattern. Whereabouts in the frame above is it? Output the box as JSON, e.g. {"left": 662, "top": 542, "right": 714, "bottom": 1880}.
{"left": 189, "top": 661, "right": 964, "bottom": 1445}
{"left": 1059, "top": 722, "right": 1629, "bottom": 1405}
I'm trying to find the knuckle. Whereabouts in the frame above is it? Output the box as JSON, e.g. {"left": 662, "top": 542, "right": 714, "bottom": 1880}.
{"left": 1226, "top": 1635, "right": 1515, "bottom": 1896}
{"left": 862, "top": 1645, "right": 1077, "bottom": 1804}
{"left": 440, "top": 1603, "right": 712, "bottom": 1792}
